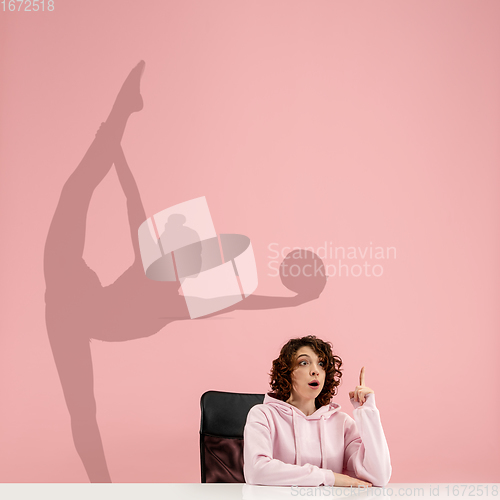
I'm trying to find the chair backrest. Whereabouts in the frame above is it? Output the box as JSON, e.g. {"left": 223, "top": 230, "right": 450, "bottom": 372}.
{"left": 200, "top": 390, "right": 265, "bottom": 483}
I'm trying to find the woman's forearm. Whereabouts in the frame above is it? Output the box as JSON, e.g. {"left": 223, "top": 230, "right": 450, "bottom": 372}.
{"left": 345, "top": 394, "right": 392, "bottom": 486}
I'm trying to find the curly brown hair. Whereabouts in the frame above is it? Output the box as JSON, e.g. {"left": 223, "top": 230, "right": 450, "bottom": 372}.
{"left": 270, "top": 335, "right": 343, "bottom": 408}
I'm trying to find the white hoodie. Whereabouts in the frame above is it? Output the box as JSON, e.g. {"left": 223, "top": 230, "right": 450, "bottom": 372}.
{"left": 243, "top": 392, "right": 391, "bottom": 487}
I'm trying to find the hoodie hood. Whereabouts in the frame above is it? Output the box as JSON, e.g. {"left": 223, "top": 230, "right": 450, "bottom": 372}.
{"left": 264, "top": 392, "right": 341, "bottom": 468}
{"left": 264, "top": 392, "right": 341, "bottom": 419}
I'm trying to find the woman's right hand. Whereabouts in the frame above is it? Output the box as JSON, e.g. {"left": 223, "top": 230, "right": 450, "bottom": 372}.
{"left": 333, "top": 472, "right": 372, "bottom": 487}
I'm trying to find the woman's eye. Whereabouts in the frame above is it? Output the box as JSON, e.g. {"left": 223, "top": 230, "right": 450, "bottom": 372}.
{"left": 319, "top": 361, "right": 324, "bottom": 367}
{"left": 299, "top": 360, "right": 308, "bottom": 366}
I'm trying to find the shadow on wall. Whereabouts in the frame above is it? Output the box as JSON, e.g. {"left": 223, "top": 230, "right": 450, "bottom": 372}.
{"left": 43, "top": 60, "right": 328, "bottom": 483}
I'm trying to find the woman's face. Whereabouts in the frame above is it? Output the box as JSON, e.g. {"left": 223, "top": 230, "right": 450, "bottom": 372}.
{"left": 289, "top": 345, "right": 326, "bottom": 402}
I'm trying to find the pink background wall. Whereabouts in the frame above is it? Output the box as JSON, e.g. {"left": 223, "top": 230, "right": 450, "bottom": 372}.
{"left": 1, "top": 0, "right": 499, "bottom": 483}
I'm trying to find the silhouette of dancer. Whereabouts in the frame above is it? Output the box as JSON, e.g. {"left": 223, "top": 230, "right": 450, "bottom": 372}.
{"left": 44, "top": 61, "right": 327, "bottom": 482}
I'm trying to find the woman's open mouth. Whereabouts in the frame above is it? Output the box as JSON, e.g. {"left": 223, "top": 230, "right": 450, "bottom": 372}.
{"left": 308, "top": 381, "right": 320, "bottom": 389}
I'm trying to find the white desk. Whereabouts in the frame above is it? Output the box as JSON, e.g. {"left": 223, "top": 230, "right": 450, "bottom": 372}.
{"left": 0, "top": 483, "right": 498, "bottom": 500}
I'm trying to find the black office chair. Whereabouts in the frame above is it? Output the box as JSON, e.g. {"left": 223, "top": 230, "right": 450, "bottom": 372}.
{"left": 200, "top": 390, "right": 265, "bottom": 483}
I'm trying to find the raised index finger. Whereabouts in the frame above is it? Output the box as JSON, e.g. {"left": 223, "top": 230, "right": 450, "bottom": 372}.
{"left": 359, "top": 366, "right": 366, "bottom": 386}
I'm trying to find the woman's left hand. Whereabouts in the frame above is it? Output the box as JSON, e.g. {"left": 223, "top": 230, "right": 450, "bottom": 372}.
{"left": 349, "top": 366, "right": 374, "bottom": 406}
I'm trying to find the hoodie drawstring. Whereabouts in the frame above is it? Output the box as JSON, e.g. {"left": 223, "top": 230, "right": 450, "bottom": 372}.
{"left": 263, "top": 393, "right": 340, "bottom": 471}
{"left": 320, "top": 415, "right": 326, "bottom": 469}
{"left": 292, "top": 411, "right": 302, "bottom": 465}
{"left": 294, "top": 412, "right": 326, "bottom": 469}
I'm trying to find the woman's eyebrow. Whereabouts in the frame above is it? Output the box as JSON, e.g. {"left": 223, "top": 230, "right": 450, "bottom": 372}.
{"left": 296, "top": 354, "right": 311, "bottom": 359}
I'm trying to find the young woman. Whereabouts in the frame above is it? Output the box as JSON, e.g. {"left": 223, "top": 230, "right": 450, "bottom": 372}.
{"left": 243, "top": 336, "right": 392, "bottom": 487}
